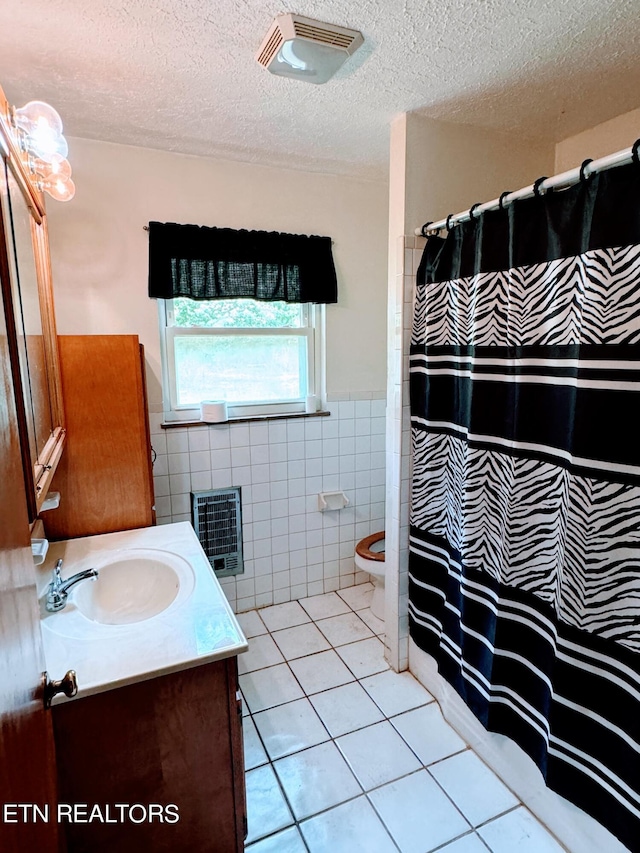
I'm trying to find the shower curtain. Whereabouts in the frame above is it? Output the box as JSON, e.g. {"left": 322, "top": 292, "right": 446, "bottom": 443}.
{"left": 409, "top": 161, "right": 640, "bottom": 852}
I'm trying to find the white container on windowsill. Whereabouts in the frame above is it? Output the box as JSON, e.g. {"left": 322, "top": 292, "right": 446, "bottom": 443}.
{"left": 200, "top": 401, "right": 228, "bottom": 423}
{"left": 305, "top": 395, "right": 319, "bottom": 414}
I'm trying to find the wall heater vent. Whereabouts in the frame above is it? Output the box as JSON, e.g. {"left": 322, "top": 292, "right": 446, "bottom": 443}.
{"left": 191, "top": 488, "right": 243, "bottom": 578}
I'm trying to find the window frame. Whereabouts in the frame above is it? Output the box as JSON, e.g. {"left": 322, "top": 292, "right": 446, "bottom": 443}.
{"left": 159, "top": 298, "right": 324, "bottom": 421}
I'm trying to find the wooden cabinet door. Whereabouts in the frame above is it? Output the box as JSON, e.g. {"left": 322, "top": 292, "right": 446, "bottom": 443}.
{"left": 0, "top": 276, "right": 59, "bottom": 852}
{"left": 45, "top": 335, "right": 155, "bottom": 539}
{"left": 53, "top": 659, "right": 245, "bottom": 852}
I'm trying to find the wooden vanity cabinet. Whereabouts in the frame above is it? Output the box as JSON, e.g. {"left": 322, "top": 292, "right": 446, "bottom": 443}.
{"left": 52, "top": 657, "right": 246, "bottom": 853}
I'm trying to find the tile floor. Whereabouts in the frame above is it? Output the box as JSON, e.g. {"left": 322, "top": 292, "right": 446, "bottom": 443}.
{"left": 237, "top": 585, "right": 566, "bottom": 853}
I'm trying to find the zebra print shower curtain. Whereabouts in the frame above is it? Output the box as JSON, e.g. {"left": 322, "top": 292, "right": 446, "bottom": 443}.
{"left": 409, "top": 161, "right": 640, "bottom": 852}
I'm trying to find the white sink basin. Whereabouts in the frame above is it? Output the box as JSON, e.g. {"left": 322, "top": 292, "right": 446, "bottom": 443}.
{"left": 73, "top": 549, "right": 193, "bottom": 625}
{"left": 36, "top": 523, "right": 248, "bottom": 702}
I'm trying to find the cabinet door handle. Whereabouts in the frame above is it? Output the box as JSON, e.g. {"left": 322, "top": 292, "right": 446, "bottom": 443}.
{"left": 43, "top": 669, "right": 78, "bottom": 709}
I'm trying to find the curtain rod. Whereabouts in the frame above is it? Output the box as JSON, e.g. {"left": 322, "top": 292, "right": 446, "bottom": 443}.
{"left": 414, "top": 141, "right": 639, "bottom": 237}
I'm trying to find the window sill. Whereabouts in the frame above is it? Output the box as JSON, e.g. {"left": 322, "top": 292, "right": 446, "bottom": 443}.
{"left": 161, "top": 410, "right": 331, "bottom": 429}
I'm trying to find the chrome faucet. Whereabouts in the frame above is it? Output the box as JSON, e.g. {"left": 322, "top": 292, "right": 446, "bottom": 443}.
{"left": 45, "top": 558, "right": 99, "bottom": 612}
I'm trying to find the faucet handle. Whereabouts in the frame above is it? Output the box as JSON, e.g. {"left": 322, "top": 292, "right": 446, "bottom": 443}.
{"left": 51, "top": 559, "right": 63, "bottom": 591}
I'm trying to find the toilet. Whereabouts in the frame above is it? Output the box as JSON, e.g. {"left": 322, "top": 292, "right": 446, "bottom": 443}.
{"left": 354, "top": 531, "right": 385, "bottom": 622}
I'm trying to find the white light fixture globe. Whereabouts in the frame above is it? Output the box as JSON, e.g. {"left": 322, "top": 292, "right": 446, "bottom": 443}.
{"left": 7, "top": 96, "right": 75, "bottom": 202}
{"left": 14, "top": 100, "right": 63, "bottom": 137}
{"left": 14, "top": 100, "right": 68, "bottom": 162}
{"left": 256, "top": 14, "right": 364, "bottom": 85}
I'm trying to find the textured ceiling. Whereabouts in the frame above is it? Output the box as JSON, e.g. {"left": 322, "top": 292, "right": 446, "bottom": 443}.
{"left": 1, "top": 0, "right": 639, "bottom": 180}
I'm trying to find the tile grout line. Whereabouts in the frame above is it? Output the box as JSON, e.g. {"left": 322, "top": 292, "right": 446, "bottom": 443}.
{"left": 243, "top": 596, "right": 465, "bottom": 852}
{"left": 242, "top": 606, "right": 386, "bottom": 712}
{"left": 244, "top": 595, "right": 382, "bottom": 849}
{"left": 242, "top": 595, "right": 565, "bottom": 853}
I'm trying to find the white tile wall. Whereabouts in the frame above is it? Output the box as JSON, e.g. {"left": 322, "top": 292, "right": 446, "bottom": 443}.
{"left": 149, "top": 394, "right": 386, "bottom": 613}
{"left": 384, "top": 235, "right": 423, "bottom": 672}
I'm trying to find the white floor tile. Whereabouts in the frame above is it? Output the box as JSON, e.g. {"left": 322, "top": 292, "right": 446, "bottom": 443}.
{"left": 245, "top": 764, "right": 294, "bottom": 844}
{"left": 369, "top": 769, "right": 470, "bottom": 852}
{"left": 289, "top": 649, "right": 355, "bottom": 694}
{"left": 478, "top": 807, "right": 565, "bottom": 853}
{"left": 272, "top": 622, "right": 331, "bottom": 660}
{"left": 337, "top": 583, "right": 374, "bottom": 610}
{"left": 336, "top": 720, "right": 422, "bottom": 790}
{"left": 299, "top": 591, "right": 351, "bottom": 620}
{"left": 273, "top": 741, "right": 362, "bottom": 820}
{"left": 309, "top": 682, "right": 385, "bottom": 738}
{"left": 240, "top": 663, "right": 304, "bottom": 713}
{"left": 243, "top": 716, "right": 269, "bottom": 770}
{"left": 429, "top": 750, "right": 519, "bottom": 827}
{"left": 245, "top": 825, "right": 307, "bottom": 853}
{"left": 258, "top": 601, "right": 311, "bottom": 632}
{"left": 316, "top": 612, "right": 375, "bottom": 646}
{"left": 239, "top": 634, "right": 285, "bottom": 674}
{"left": 239, "top": 606, "right": 535, "bottom": 853}
{"left": 253, "top": 698, "right": 330, "bottom": 760}
{"left": 433, "top": 832, "right": 491, "bottom": 853}
{"left": 236, "top": 609, "right": 268, "bottom": 638}
{"left": 336, "top": 637, "right": 389, "bottom": 678}
{"left": 357, "top": 607, "right": 386, "bottom": 635}
{"left": 301, "top": 796, "right": 398, "bottom": 853}
{"left": 361, "top": 669, "right": 434, "bottom": 716}
{"left": 391, "top": 704, "right": 467, "bottom": 766}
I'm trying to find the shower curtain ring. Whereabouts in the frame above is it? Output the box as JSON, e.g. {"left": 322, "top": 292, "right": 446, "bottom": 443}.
{"left": 469, "top": 203, "right": 481, "bottom": 220}
{"left": 533, "top": 177, "right": 548, "bottom": 197}
{"left": 421, "top": 221, "right": 434, "bottom": 237}
{"left": 579, "top": 159, "right": 594, "bottom": 183}
{"left": 632, "top": 139, "right": 640, "bottom": 167}
{"left": 499, "top": 191, "right": 512, "bottom": 211}
{"left": 446, "top": 213, "right": 455, "bottom": 231}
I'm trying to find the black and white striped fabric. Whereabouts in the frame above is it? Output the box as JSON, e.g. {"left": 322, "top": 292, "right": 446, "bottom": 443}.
{"left": 409, "top": 163, "right": 640, "bottom": 852}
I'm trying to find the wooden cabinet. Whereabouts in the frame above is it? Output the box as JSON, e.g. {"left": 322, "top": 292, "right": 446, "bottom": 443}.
{"left": 45, "top": 335, "right": 155, "bottom": 540}
{"left": 52, "top": 658, "right": 246, "bottom": 853}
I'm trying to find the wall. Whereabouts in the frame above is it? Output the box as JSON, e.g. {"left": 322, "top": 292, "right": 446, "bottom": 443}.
{"left": 555, "top": 107, "right": 640, "bottom": 172}
{"left": 46, "top": 137, "right": 388, "bottom": 403}
{"left": 46, "top": 139, "right": 389, "bottom": 610}
{"left": 384, "top": 112, "right": 555, "bottom": 673}
{"left": 400, "top": 112, "right": 555, "bottom": 237}
{"left": 150, "top": 400, "right": 386, "bottom": 612}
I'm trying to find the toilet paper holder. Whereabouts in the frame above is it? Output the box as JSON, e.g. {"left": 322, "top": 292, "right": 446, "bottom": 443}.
{"left": 318, "top": 491, "right": 349, "bottom": 512}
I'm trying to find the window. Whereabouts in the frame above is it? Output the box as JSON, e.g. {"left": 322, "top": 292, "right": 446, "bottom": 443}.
{"left": 161, "top": 297, "right": 323, "bottom": 419}
{"left": 149, "top": 220, "right": 335, "bottom": 420}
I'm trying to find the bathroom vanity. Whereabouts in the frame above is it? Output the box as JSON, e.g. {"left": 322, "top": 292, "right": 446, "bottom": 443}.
{"left": 36, "top": 522, "right": 248, "bottom": 853}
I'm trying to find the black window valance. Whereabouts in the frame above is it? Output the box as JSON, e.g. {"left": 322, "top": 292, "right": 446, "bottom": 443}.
{"left": 148, "top": 221, "right": 337, "bottom": 304}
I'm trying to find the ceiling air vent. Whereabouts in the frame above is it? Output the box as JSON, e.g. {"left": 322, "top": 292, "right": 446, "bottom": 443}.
{"left": 256, "top": 14, "right": 364, "bottom": 85}
{"left": 292, "top": 21, "right": 356, "bottom": 49}
{"left": 257, "top": 27, "right": 284, "bottom": 69}
{"left": 192, "top": 488, "right": 243, "bottom": 578}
